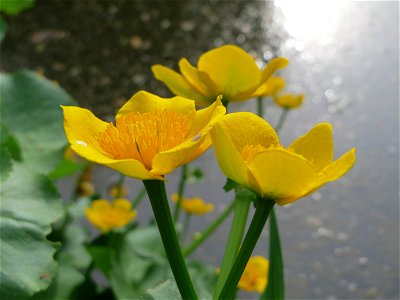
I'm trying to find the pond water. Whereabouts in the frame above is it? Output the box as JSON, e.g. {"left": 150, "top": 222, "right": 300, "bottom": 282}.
{"left": 2, "top": 1, "right": 398, "bottom": 299}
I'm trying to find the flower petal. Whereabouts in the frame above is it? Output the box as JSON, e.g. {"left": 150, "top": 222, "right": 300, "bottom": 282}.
{"left": 151, "top": 65, "right": 210, "bottom": 105}
{"left": 179, "top": 58, "right": 218, "bottom": 97}
{"left": 198, "top": 45, "right": 261, "bottom": 100}
{"left": 150, "top": 98, "right": 225, "bottom": 176}
{"left": 318, "top": 148, "right": 356, "bottom": 183}
{"left": 113, "top": 198, "right": 133, "bottom": 210}
{"left": 261, "top": 57, "right": 289, "bottom": 83}
{"left": 289, "top": 123, "right": 333, "bottom": 171}
{"left": 247, "top": 76, "right": 286, "bottom": 99}
{"left": 277, "top": 148, "right": 356, "bottom": 205}
{"left": 248, "top": 148, "right": 318, "bottom": 199}
{"left": 210, "top": 120, "right": 251, "bottom": 190}
{"left": 116, "top": 90, "right": 196, "bottom": 119}
{"left": 215, "top": 112, "right": 279, "bottom": 152}
{"left": 62, "top": 106, "right": 158, "bottom": 180}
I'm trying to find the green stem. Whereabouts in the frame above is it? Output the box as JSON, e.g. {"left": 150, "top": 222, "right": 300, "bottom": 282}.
{"left": 182, "top": 213, "right": 191, "bottom": 242}
{"left": 132, "top": 187, "right": 146, "bottom": 208}
{"left": 143, "top": 180, "right": 198, "bottom": 300}
{"left": 213, "top": 189, "right": 251, "bottom": 300}
{"left": 219, "top": 198, "right": 275, "bottom": 299}
{"left": 183, "top": 200, "right": 235, "bottom": 257}
{"left": 275, "top": 109, "right": 289, "bottom": 133}
{"left": 257, "top": 96, "right": 264, "bottom": 118}
{"left": 173, "top": 164, "right": 188, "bottom": 222}
{"left": 262, "top": 208, "right": 285, "bottom": 299}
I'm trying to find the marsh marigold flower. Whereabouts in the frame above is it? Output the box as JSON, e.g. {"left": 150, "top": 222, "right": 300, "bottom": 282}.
{"left": 274, "top": 93, "right": 304, "bottom": 109}
{"left": 211, "top": 112, "right": 356, "bottom": 205}
{"left": 86, "top": 198, "right": 136, "bottom": 232}
{"left": 152, "top": 45, "right": 288, "bottom": 105}
{"left": 238, "top": 256, "right": 269, "bottom": 293}
{"left": 171, "top": 193, "right": 214, "bottom": 215}
{"left": 62, "top": 91, "right": 225, "bottom": 180}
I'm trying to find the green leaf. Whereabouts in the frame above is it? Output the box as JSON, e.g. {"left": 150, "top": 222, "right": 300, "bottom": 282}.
{"left": 49, "top": 158, "right": 85, "bottom": 180}
{"left": 139, "top": 280, "right": 181, "bottom": 300}
{"left": 260, "top": 209, "right": 285, "bottom": 300}
{"left": 0, "top": 70, "right": 75, "bottom": 174}
{"left": 0, "top": 16, "right": 7, "bottom": 43}
{"left": 223, "top": 178, "right": 238, "bottom": 192}
{"left": 0, "top": 163, "right": 64, "bottom": 299}
{"left": 31, "top": 263, "right": 85, "bottom": 300}
{"left": 0, "top": 123, "right": 21, "bottom": 182}
{"left": 0, "top": 0, "right": 35, "bottom": 15}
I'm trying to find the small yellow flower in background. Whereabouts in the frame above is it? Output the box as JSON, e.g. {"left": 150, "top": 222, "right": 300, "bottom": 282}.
{"left": 273, "top": 93, "right": 304, "bottom": 109}
{"left": 171, "top": 193, "right": 214, "bottom": 215}
{"left": 152, "top": 45, "right": 288, "bottom": 105}
{"left": 62, "top": 91, "right": 225, "bottom": 180}
{"left": 238, "top": 256, "right": 269, "bottom": 293}
{"left": 109, "top": 184, "right": 129, "bottom": 198}
{"left": 211, "top": 112, "right": 356, "bottom": 205}
{"left": 260, "top": 76, "right": 286, "bottom": 97}
{"left": 77, "top": 181, "right": 95, "bottom": 197}
{"left": 85, "top": 199, "right": 137, "bottom": 232}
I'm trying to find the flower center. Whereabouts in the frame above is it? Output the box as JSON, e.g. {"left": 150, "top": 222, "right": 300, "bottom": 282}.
{"left": 241, "top": 144, "right": 267, "bottom": 163}
{"left": 99, "top": 111, "right": 190, "bottom": 169}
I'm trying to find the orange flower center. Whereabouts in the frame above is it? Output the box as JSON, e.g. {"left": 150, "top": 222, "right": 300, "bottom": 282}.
{"left": 99, "top": 111, "right": 190, "bottom": 169}
{"left": 241, "top": 144, "right": 267, "bottom": 163}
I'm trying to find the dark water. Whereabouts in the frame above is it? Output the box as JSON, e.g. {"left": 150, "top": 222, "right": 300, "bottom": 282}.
{"left": 2, "top": 1, "right": 399, "bottom": 299}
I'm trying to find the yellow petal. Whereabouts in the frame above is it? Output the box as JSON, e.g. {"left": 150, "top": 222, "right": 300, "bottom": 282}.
{"left": 289, "top": 123, "right": 333, "bottom": 171}
{"left": 261, "top": 57, "right": 289, "bottom": 83}
{"left": 211, "top": 112, "right": 278, "bottom": 192}
{"left": 248, "top": 148, "right": 318, "bottom": 199}
{"left": 150, "top": 98, "right": 225, "bottom": 175}
{"left": 116, "top": 90, "right": 196, "bottom": 119}
{"left": 318, "top": 148, "right": 356, "bottom": 183}
{"left": 113, "top": 198, "right": 133, "bottom": 210}
{"left": 277, "top": 148, "right": 356, "bottom": 206}
{"left": 179, "top": 58, "right": 217, "bottom": 97}
{"left": 151, "top": 65, "right": 210, "bottom": 105}
{"left": 273, "top": 93, "right": 304, "bottom": 109}
{"left": 198, "top": 45, "right": 261, "bottom": 100}
{"left": 62, "top": 106, "right": 158, "bottom": 180}
{"left": 91, "top": 199, "right": 111, "bottom": 210}
{"left": 249, "top": 76, "right": 286, "bottom": 98}
{"left": 216, "top": 112, "right": 279, "bottom": 152}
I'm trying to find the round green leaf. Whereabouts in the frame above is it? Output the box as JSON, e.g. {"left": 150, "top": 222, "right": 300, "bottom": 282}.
{"left": 0, "top": 163, "right": 64, "bottom": 299}
{"left": 0, "top": 70, "right": 76, "bottom": 174}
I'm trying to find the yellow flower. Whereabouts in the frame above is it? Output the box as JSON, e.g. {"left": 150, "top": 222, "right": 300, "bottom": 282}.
{"left": 85, "top": 199, "right": 137, "bottom": 232}
{"left": 171, "top": 193, "right": 214, "bottom": 215}
{"left": 259, "top": 76, "right": 286, "bottom": 97}
{"left": 62, "top": 91, "right": 225, "bottom": 180}
{"left": 273, "top": 93, "right": 304, "bottom": 109}
{"left": 152, "top": 45, "right": 288, "bottom": 105}
{"left": 238, "top": 256, "right": 269, "bottom": 293}
{"left": 211, "top": 112, "right": 356, "bottom": 205}
{"left": 109, "top": 185, "right": 129, "bottom": 198}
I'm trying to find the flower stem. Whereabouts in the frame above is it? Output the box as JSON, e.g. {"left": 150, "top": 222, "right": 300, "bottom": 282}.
{"left": 143, "top": 180, "right": 198, "bottom": 300}
{"left": 183, "top": 199, "right": 235, "bottom": 257}
{"left": 218, "top": 198, "right": 275, "bottom": 300}
{"left": 182, "top": 213, "right": 191, "bottom": 242}
{"left": 173, "top": 164, "right": 188, "bottom": 222}
{"left": 213, "top": 189, "right": 251, "bottom": 300}
{"left": 257, "top": 96, "right": 264, "bottom": 118}
{"left": 275, "top": 108, "right": 289, "bottom": 133}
